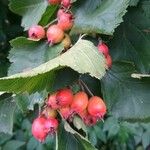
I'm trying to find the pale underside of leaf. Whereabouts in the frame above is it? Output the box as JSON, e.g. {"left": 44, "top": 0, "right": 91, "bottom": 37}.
{"left": 9, "top": 0, "right": 48, "bottom": 30}
{"left": 0, "top": 39, "right": 106, "bottom": 93}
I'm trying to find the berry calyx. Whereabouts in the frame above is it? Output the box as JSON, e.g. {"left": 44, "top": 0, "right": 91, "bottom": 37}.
{"left": 42, "top": 107, "right": 57, "bottom": 118}
{"left": 44, "top": 118, "right": 59, "bottom": 134}
{"left": 97, "top": 43, "right": 109, "bottom": 57}
{"left": 57, "top": 11, "right": 74, "bottom": 31}
{"left": 47, "top": 93, "right": 59, "bottom": 109}
{"left": 32, "top": 117, "right": 47, "bottom": 142}
{"left": 88, "top": 96, "right": 106, "bottom": 118}
{"left": 61, "top": 0, "right": 71, "bottom": 8}
{"left": 56, "top": 88, "right": 73, "bottom": 107}
{"left": 79, "top": 110, "right": 97, "bottom": 126}
{"left": 106, "top": 55, "right": 112, "bottom": 68}
{"left": 62, "top": 34, "right": 72, "bottom": 49}
{"left": 48, "top": 0, "right": 61, "bottom": 5}
{"left": 59, "top": 107, "right": 72, "bottom": 120}
{"left": 28, "top": 25, "right": 45, "bottom": 41}
{"left": 71, "top": 92, "right": 88, "bottom": 113}
{"left": 47, "top": 25, "right": 64, "bottom": 44}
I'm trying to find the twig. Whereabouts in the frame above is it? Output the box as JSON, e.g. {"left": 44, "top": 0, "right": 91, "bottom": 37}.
{"left": 44, "top": 19, "right": 58, "bottom": 29}
{"left": 79, "top": 79, "right": 94, "bottom": 97}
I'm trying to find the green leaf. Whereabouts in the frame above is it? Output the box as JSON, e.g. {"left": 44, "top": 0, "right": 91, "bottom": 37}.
{"left": 9, "top": 0, "right": 48, "bottom": 30}
{"left": 3, "top": 140, "right": 25, "bottom": 150}
{"left": 0, "top": 39, "right": 106, "bottom": 93}
{"left": 39, "top": 5, "right": 58, "bottom": 26}
{"left": 109, "top": 6, "right": 150, "bottom": 73}
{"left": 57, "top": 122, "right": 97, "bottom": 150}
{"left": 103, "top": 117, "right": 120, "bottom": 139}
{"left": 0, "top": 133, "right": 12, "bottom": 145}
{"left": 15, "top": 91, "right": 47, "bottom": 112}
{"left": 101, "top": 62, "right": 150, "bottom": 121}
{"left": 0, "top": 97, "right": 16, "bottom": 134}
{"left": 142, "top": 131, "right": 150, "bottom": 149}
{"left": 129, "top": 0, "right": 139, "bottom": 6}
{"left": 72, "top": 0, "right": 129, "bottom": 35}
{"left": 8, "top": 37, "right": 63, "bottom": 75}
{"left": 141, "top": 0, "right": 150, "bottom": 18}
{"left": 0, "top": 60, "right": 9, "bottom": 77}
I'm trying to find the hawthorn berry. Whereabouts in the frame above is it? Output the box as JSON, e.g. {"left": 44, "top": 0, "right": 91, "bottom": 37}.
{"left": 71, "top": 92, "right": 88, "bottom": 113}
{"left": 56, "top": 88, "right": 73, "bottom": 107}
{"left": 59, "top": 106, "right": 72, "bottom": 120}
{"left": 28, "top": 25, "right": 45, "bottom": 41}
{"left": 88, "top": 96, "right": 106, "bottom": 118}
{"left": 106, "top": 55, "right": 112, "bottom": 68}
{"left": 48, "top": 0, "right": 61, "bottom": 5}
{"left": 44, "top": 118, "right": 59, "bottom": 134}
{"left": 32, "top": 117, "right": 47, "bottom": 142}
{"left": 42, "top": 107, "right": 57, "bottom": 118}
{"left": 97, "top": 43, "right": 109, "bottom": 57}
{"left": 79, "top": 110, "right": 97, "bottom": 126}
{"left": 47, "top": 93, "right": 59, "bottom": 109}
{"left": 47, "top": 25, "right": 64, "bottom": 44}
{"left": 57, "top": 10, "right": 74, "bottom": 31}
{"left": 62, "top": 34, "right": 72, "bottom": 49}
{"left": 61, "top": 0, "right": 71, "bottom": 8}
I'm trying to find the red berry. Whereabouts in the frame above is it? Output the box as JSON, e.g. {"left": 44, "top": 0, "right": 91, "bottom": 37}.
{"left": 106, "top": 55, "right": 112, "bottom": 68}
{"left": 47, "top": 93, "right": 59, "bottom": 109}
{"left": 88, "top": 96, "right": 106, "bottom": 118}
{"left": 47, "top": 25, "right": 64, "bottom": 44}
{"left": 48, "top": 0, "right": 61, "bottom": 5}
{"left": 28, "top": 25, "right": 45, "bottom": 40}
{"left": 56, "top": 88, "right": 73, "bottom": 107}
{"left": 59, "top": 107, "right": 72, "bottom": 120}
{"left": 57, "top": 12, "right": 74, "bottom": 31}
{"left": 97, "top": 43, "right": 109, "bottom": 57}
{"left": 79, "top": 110, "right": 97, "bottom": 126}
{"left": 44, "top": 118, "right": 59, "bottom": 134}
{"left": 71, "top": 92, "right": 88, "bottom": 113}
{"left": 32, "top": 117, "right": 47, "bottom": 142}
{"left": 61, "top": 0, "right": 71, "bottom": 8}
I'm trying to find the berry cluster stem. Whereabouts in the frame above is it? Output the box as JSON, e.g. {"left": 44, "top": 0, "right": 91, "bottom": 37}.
{"left": 79, "top": 79, "right": 94, "bottom": 97}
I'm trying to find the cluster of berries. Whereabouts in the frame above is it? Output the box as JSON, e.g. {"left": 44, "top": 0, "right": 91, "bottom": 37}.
{"left": 28, "top": 0, "right": 73, "bottom": 48}
{"left": 32, "top": 114, "right": 58, "bottom": 142}
{"left": 97, "top": 42, "right": 112, "bottom": 68}
{"left": 47, "top": 88, "right": 106, "bottom": 126}
{"left": 32, "top": 88, "right": 107, "bottom": 142}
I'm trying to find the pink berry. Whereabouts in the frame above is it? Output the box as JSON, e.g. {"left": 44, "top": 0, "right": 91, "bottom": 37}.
{"left": 44, "top": 118, "right": 59, "bottom": 134}
{"left": 47, "top": 93, "right": 59, "bottom": 109}
{"left": 28, "top": 25, "right": 45, "bottom": 40}
{"left": 32, "top": 117, "right": 47, "bottom": 142}
{"left": 46, "top": 25, "right": 64, "bottom": 44}
{"left": 71, "top": 92, "right": 88, "bottom": 113}
{"left": 59, "top": 107, "right": 72, "bottom": 120}
{"left": 106, "top": 55, "right": 112, "bottom": 68}
{"left": 97, "top": 43, "right": 109, "bottom": 57}
{"left": 56, "top": 88, "right": 73, "bottom": 107}
{"left": 61, "top": 0, "right": 71, "bottom": 8}
{"left": 88, "top": 96, "right": 107, "bottom": 118}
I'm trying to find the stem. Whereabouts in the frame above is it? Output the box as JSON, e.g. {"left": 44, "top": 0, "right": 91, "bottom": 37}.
{"left": 55, "top": 131, "right": 58, "bottom": 150}
{"left": 76, "top": 34, "right": 87, "bottom": 44}
{"left": 78, "top": 80, "right": 85, "bottom": 91}
{"left": 44, "top": 19, "right": 58, "bottom": 29}
{"left": 79, "top": 79, "right": 94, "bottom": 97}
